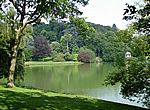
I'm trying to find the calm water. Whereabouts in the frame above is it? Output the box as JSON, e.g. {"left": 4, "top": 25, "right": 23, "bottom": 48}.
{"left": 23, "top": 63, "right": 143, "bottom": 107}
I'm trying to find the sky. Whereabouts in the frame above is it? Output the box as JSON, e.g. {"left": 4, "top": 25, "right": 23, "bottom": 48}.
{"left": 80, "top": 0, "right": 139, "bottom": 29}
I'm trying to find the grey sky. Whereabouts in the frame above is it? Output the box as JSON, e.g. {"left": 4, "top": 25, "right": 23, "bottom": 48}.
{"left": 80, "top": 0, "right": 139, "bottom": 29}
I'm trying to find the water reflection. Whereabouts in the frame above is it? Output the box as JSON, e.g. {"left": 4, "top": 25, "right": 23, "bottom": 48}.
{"left": 23, "top": 63, "right": 142, "bottom": 107}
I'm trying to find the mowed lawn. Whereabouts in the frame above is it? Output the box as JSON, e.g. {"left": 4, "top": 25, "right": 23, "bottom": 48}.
{"left": 0, "top": 85, "right": 147, "bottom": 110}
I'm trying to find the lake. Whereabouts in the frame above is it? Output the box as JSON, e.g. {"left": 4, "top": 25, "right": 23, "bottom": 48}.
{"left": 23, "top": 63, "right": 143, "bottom": 108}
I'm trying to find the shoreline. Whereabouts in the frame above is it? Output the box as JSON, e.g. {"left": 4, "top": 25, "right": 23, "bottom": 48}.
{"left": 25, "top": 61, "right": 83, "bottom": 66}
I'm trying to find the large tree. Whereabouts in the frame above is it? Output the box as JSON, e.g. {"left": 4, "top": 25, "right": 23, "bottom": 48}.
{"left": 0, "top": 0, "right": 89, "bottom": 87}
{"left": 60, "top": 32, "right": 73, "bottom": 53}
{"left": 33, "top": 37, "right": 51, "bottom": 59}
{"left": 105, "top": 0, "right": 150, "bottom": 108}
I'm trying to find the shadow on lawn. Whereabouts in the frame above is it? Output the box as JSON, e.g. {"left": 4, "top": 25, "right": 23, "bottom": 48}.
{"left": 0, "top": 90, "right": 146, "bottom": 110}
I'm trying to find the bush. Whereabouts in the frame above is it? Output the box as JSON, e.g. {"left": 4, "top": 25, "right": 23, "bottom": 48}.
{"left": 50, "top": 41, "right": 60, "bottom": 52}
{"left": 51, "top": 51, "right": 58, "bottom": 59}
{"left": 43, "top": 57, "right": 52, "bottom": 61}
{"left": 24, "top": 48, "right": 32, "bottom": 61}
{"left": 72, "top": 46, "right": 79, "bottom": 54}
{"left": 72, "top": 54, "right": 78, "bottom": 62}
{"left": 78, "top": 48, "right": 95, "bottom": 63}
{"left": 95, "top": 57, "right": 102, "bottom": 63}
{"left": 64, "top": 52, "right": 73, "bottom": 61}
{"left": 53, "top": 53, "right": 65, "bottom": 62}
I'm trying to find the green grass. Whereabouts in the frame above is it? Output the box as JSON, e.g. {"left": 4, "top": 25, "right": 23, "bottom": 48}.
{"left": 25, "top": 61, "right": 83, "bottom": 66}
{"left": 0, "top": 85, "right": 147, "bottom": 110}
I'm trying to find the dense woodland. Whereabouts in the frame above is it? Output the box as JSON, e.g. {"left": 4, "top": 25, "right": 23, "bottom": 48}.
{"left": 24, "top": 20, "right": 126, "bottom": 63}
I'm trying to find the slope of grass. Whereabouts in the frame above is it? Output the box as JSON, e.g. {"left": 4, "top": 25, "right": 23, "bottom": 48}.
{"left": 0, "top": 85, "right": 147, "bottom": 110}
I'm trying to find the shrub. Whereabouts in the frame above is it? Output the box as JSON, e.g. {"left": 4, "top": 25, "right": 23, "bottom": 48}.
{"left": 72, "top": 54, "right": 78, "bottom": 62}
{"left": 53, "top": 53, "right": 65, "bottom": 62}
{"left": 95, "top": 57, "right": 103, "bottom": 63}
{"left": 64, "top": 52, "right": 73, "bottom": 61}
{"left": 72, "top": 46, "right": 79, "bottom": 54}
{"left": 43, "top": 57, "right": 52, "bottom": 61}
{"left": 50, "top": 41, "right": 60, "bottom": 52}
{"left": 51, "top": 51, "right": 58, "bottom": 59}
{"left": 78, "top": 48, "right": 95, "bottom": 63}
{"left": 24, "top": 48, "right": 32, "bottom": 61}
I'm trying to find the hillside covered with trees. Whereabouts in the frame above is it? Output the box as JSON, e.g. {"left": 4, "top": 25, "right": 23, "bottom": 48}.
{"left": 24, "top": 20, "right": 125, "bottom": 63}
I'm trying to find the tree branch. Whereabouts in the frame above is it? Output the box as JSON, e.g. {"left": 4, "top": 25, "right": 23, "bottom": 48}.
{"left": 1, "top": 8, "right": 15, "bottom": 23}
{"left": 27, "top": 14, "right": 42, "bottom": 24}
{"left": 9, "top": 0, "right": 22, "bottom": 15}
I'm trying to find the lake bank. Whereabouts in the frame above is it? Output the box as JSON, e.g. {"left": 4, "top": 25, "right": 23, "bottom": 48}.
{"left": 0, "top": 85, "right": 147, "bottom": 110}
{"left": 25, "top": 61, "right": 83, "bottom": 66}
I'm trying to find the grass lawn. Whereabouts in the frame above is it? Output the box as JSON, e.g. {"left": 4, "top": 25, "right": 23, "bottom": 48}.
{"left": 25, "top": 61, "right": 83, "bottom": 66}
{"left": 0, "top": 85, "right": 147, "bottom": 110}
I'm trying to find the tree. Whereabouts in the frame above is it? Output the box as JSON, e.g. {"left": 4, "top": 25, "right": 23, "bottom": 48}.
{"left": 32, "top": 21, "right": 64, "bottom": 42}
{"left": 78, "top": 48, "right": 95, "bottom": 63}
{"left": 60, "top": 33, "right": 73, "bottom": 53}
{"left": 51, "top": 41, "right": 60, "bottom": 53}
{"left": 31, "top": 19, "right": 117, "bottom": 59}
{"left": 0, "top": 20, "right": 9, "bottom": 79}
{"left": 0, "top": 10, "right": 25, "bottom": 84}
{"left": 0, "top": 0, "right": 89, "bottom": 87}
{"left": 105, "top": 1, "right": 150, "bottom": 108}
{"left": 24, "top": 48, "right": 32, "bottom": 61}
{"left": 33, "top": 37, "right": 51, "bottom": 60}
{"left": 112, "top": 24, "right": 118, "bottom": 31}
{"left": 70, "top": 17, "right": 95, "bottom": 47}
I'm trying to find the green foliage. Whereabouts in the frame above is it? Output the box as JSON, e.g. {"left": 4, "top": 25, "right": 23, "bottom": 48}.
{"left": 43, "top": 57, "right": 52, "bottom": 61}
{"left": 51, "top": 41, "right": 60, "bottom": 52}
{"left": 105, "top": 29, "right": 150, "bottom": 108}
{"left": 95, "top": 57, "right": 102, "bottom": 62}
{"left": 14, "top": 50, "right": 25, "bottom": 84}
{"left": 105, "top": 57, "right": 150, "bottom": 108}
{"left": 64, "top": 52, "right": 73, "bottom": 61}
{"left": 70, "top": 17, "right": 95, "bottom": 34}
{"left": 0, "top": 21, "right": 24, "bottom": 81}
{"left": 72, "top": 46, "right": 79, "bottom": 54}
{"left": 38, "top": 22, "right": 123, "bottom": 63}
{"left": 32, "top": 20, "right": 118, "bottom": 61}
{"left": 102, "top": 31, "right": 126, "bottom": 62}
{"left": 78, "top": 48, "right": 95, "bottom": 63}
{"left": 72, "top": 54, "right": 78, "bottom": 62}
{"left": 60, "top": 33, "right": 73, "bottom": 52}
{"left": 51, "top": 51, "right": 58, "bottom": 59}
{"left": 0, "top": 49, "right": 9, "bottom": 79}
{"left": 0, "top": 0, "right": 90, "bottom": 86}
{"left": 32, "top": 21, "right": 64, "bottom": 42}
{"left": 105, "top": 1, "right": 150, "bottom": 108}
{"left": 0, "top": 22, "right": 8, "bottom": 49}
{"left": 24, "top": 48, "right": 32, "bottom": 61}
{"left": 53, "top": 53, "right": 65, "bottom": 62}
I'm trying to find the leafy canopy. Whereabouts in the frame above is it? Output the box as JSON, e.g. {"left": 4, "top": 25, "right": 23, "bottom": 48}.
{"left": 0, "top": 0, "right": 89, "bottom": 26}
{"left": 105, "top": 0, "right": 150, "bottom": 108}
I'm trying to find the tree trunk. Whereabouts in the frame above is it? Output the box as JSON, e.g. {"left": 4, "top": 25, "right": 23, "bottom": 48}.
{"left": 67, "top": 41, "right": 69, "bottom": 52}
{"left": 7, "top": 30, "right": 21, "bottom": 88}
